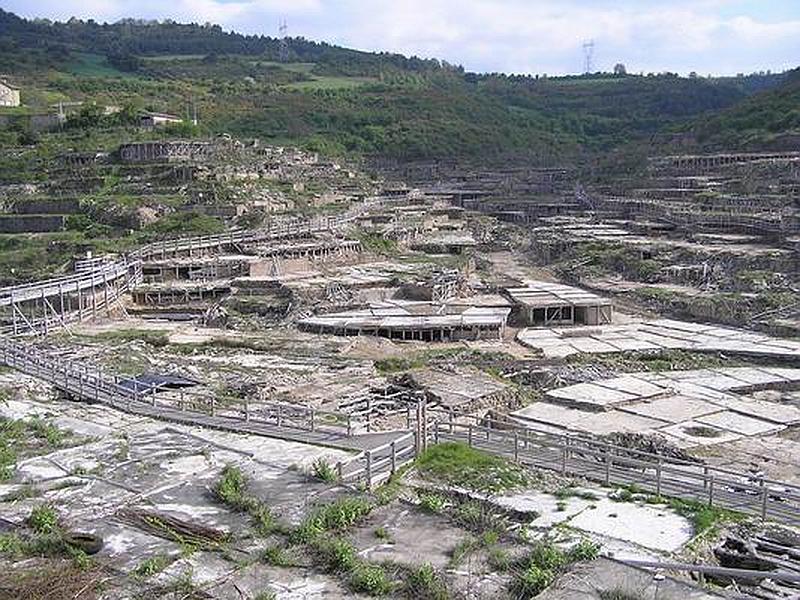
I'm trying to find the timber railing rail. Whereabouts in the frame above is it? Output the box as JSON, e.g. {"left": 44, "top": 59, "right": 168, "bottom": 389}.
{"left": 432, "top": 415, "right": 800, "bottom": 527}
{"left": 337, "top": 431, "right": 418, "bottom": 489}
{"left": 0, "top": 340, "right": 371, "bottom": 440}
{"left": 5, "top": 333, "right": 800, "bottom": 527}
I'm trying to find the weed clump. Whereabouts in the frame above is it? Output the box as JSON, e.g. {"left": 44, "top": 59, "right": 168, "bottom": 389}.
{"left": 404, "top": 563, "right": 449, "bottom": 600}
{"left": 294, "top": 496, "right": 374, "bottom": 543}
{"left": 213, "top": 465, "right": 275, "bottom": 534}
{"left": 311, "top": 457, "right": 338, "bottom": 482}
{"left": 27, "top": 505, "right": 59, "bottom": 535}
{"left": 134, "top": 553, "right": 173, "bottom": 578}
{"left": 415, "top": 442, "right": 529, "bottom": 494}
{"left": 509, "top": 539, "right": 601, "bottom": 598}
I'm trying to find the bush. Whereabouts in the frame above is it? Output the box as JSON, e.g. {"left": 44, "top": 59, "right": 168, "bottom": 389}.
{"left": 349, "top": 562, "right": 393, "bottom": 596}
{"left": 27, "top": 505, "right": 58, "bottom": 535}
{"left": 262, "top": 544, "right": 292, "bottom": 567}
{"left": 294, "top": 496, "right": 374, "bottom": 542}
{"left": 133, "top": 554, "right": 172, "bottom": 578}
{"left": 311, "top": 457, "right": 338, "bottom": 482}
{"left": 213, "top": 465, "right": 275, "bottom": 534}
{"left": 415, "top": 442, "right": 529, "bottom": 494}
{"left": 510, "top": 564, "right": 554, "bottom": 598}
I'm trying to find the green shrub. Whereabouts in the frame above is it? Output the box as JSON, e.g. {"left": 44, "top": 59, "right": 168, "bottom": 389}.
{"left": 213, "top": 465, "right": 275, "bottom": 534}
{"left": 510, "top": 564, "right": 554, "bottom": 598}
{"left": 311, "top": 457, "right": 338, "bottom": 482}
{"left": 314, "top": 536, "right": 358, "bottom": 571}
{"left": 415, "top": 442, "right": 529, "bottom": 493}
{"left": 262, "top": 544, "right": 292, "bottom": 567}
{"left": 349, "top": 562, "right": 393, "bottom": 596}
{"left": 294, "top": 496, "right": 374, "bottom": 542}
{"left": 134, "top": 553, "right": 173, "bottom": 578}
{"left": 404, "top": 563, "right": 449, "bottom": 600}
{"left": 27, "top": 505, "right": 58, "bottom": 534}
{"left": 568, "top": 539, "right": 601, "bottom": 562}
{"left": 418, "top": 492, "right": 447, "bottom": 513}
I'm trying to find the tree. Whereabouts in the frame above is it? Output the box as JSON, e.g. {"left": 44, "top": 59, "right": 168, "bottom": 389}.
{"left": 613, "top": 63, "right": 627, "bottom": 76}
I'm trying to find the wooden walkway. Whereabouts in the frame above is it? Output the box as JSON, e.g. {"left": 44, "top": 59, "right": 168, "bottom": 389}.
{"left": 431, "top": 417, "right": 800, "bottom": 528}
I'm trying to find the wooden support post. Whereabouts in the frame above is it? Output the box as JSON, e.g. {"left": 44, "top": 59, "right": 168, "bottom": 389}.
{"left": 90, "top": 276, "right": 97, "bottom": 318}
{"left": 103, "top": 271, "right": 109, "bottom": 315}
{"left": 604, "top": 445, "right": 612, "bottom": 485}
{"left": 561, "top": 435, "right": 568, "bottom": 475}
{"left": 513, "top": 431, "right": 519, "bottom": 463}
{"left": 760, "top": 480, "right": 768, "bottom": 521}
{"left": 347, "top": 414, "right": 353, "bottom": 436}
{"left": 390, "top": 441, "right": 397, "bottom": 474}
{"left": 77, "top": 284, "right": 83, "bottom": 321}
{"left": 365, "top": 452, "right": 372, "bottom": 490}
{"left": 656, "top": 458, "right": 663, "bottom": 498}
{"left": 708, "top": 475, "right": 715, "bottom": 506}
{"left": 468, "top": 424, "right": 473, "bottom": 447}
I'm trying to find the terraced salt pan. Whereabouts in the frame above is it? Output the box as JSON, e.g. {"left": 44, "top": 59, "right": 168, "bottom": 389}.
{"left": 496, "top": 488, "right": 693, "bottom": 555}
{"left": 515, "top": 367, "right": 800, "bottom": 446}
{"left": 517, "top": 318, "right": 800, "bottom": 359}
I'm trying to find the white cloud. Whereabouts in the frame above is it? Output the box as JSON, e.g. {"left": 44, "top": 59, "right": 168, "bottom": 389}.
{"left": 4, "top": 0, "right": 799, "bottom": 74}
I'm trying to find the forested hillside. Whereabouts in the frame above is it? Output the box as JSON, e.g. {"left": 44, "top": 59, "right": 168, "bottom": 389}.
{"left": 0, "top": 9, "right": 793, "bottom": 163}
{"left": 692, "top": 68, "right": 800, "bottom": 151}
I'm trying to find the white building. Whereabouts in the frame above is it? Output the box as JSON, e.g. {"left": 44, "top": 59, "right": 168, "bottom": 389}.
{"left": 140, "top": 112, "right": 185, "bottom": 128}
{"left": 0, "top": 80, "right": 21, "bottom": 108}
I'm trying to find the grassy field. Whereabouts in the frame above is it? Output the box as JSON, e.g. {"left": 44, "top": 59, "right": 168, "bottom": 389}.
{"left": 283, "top": 75, "right": 377, "bottom": 91}
{"left": 65, "top": 53, "right": 132, "bottom": 78}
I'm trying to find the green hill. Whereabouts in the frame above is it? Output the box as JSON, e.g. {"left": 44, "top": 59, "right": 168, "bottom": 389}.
{"left": 0, "top": 10, "right": 793, "bottom": 163}
{"left": 692, "top": 68, "right": 800, "bottom": 150}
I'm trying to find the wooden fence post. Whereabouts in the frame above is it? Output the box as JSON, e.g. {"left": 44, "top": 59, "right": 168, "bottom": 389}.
{"left": 514, "top": 431, "right": 519, "bottom": 463}
{"left": 656, "top": 458, "right": 663, "bottom": 497}
{"left": 604, "top": 444, "right": 612, "bottom": 485}
{"left": 365, "top": 452, "right": 372, "bottom": 490}
{"left": 561, "top": 436, "right": 568, "bottom": 475}
{"left": 708, "top": 475, "right": 715, "bottom": 506}
{"left": 760, "top": 480, "right": 769, "bottom": 521}
{"left": 390, "top": 441, "right": 397, "bottom": 474}
{"left": 468, "top": 424, "right": 473, "bottom": 447}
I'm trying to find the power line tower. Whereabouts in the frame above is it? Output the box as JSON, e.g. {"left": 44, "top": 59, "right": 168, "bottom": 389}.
{"left": 278, "top": 20, "right": 289, "bottom": 62}
{"left": 582, "top": 39, "right": 595, "bottom": 74}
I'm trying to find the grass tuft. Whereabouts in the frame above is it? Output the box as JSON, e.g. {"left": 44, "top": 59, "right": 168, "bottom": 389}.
{"left": 415, "top": 442, "right": 529, "bottom": 494}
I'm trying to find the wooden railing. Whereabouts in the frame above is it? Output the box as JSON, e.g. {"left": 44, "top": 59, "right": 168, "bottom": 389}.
{"left": 337, "top": 431, "right": 418, "bottom": 489}
{"left": 431, "top": 416, "right": 800, "bottom": 526}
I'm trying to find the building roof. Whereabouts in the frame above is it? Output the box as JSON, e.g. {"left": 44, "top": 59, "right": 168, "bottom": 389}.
{"left": 300, "top": 300, "right": 510, "bottom": 331}
{"left": 0, "top": 80, "right": 19, "bottom": 91}
{"left": 142, "top": 111, "right": 183, "bottom": 120}
{"left": 505, "top": 280, "right": 611, "bottom": 309}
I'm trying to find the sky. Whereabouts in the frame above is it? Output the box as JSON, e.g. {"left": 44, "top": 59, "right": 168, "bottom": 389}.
{"left": 4, "top": 0, "right": 800, "bottom": 76}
